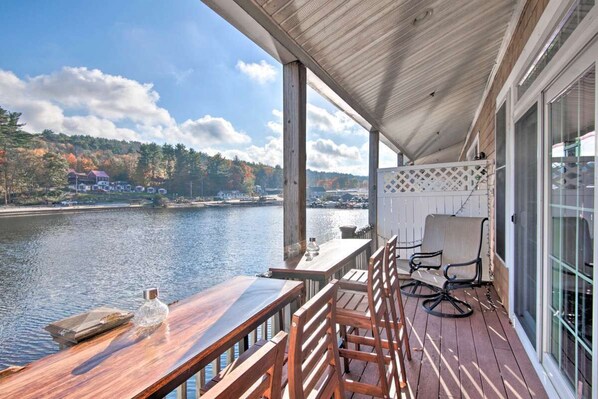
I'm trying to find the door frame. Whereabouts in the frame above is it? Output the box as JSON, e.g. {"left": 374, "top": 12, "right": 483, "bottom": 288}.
{"left": 498, "top": 1, "right": 598, "bottom": 397}
{"left": 541, "top": 37, "right": 598, "bottom": 399}
{"left": 510, "top": 93, "right": 544, "bottom": 358}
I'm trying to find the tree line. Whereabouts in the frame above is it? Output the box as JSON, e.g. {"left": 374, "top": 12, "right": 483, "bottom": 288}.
{"left": 0, "top": 106, "right": 367, "bottom": 204}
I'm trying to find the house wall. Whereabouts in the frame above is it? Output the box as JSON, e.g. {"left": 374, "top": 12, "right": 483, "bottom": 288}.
{"left": 460, "top": 0, "right": 549, "bottom": 308}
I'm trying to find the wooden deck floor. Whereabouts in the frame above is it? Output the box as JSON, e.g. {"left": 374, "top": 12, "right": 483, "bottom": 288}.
{"left": 342, "top": 285, "right": 548, "bottom": 399}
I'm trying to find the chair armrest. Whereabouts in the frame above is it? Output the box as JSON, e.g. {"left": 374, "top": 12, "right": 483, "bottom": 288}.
{"left": 409, "top": 250, "right": 443, "bottom": 270}
{"left": 443, "top": 258, "right": 482, "bottom": 283}
{"left": 396, "top": 242, "right": 421, "bottom": 250}
{"left": 338, "top": 280, "right": 368, "bottom": 292}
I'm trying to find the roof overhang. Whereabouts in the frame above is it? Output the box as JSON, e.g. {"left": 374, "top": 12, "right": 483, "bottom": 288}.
{"left": 203, "top": 0, "right": 518, "bottom": 163}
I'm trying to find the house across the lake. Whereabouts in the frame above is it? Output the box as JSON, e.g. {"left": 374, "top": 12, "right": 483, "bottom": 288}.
{"left": 216, "top": 190, "right": 246, "bottom": 200}
{"left": 307, "top": 186, "right": 326, "bottom": 199}
{"left": 67, "top": 169, "right": 87, "bottom": 186}
{"left": 67, "top": 169, "right": 110, "bottom": 186}
{"left": 87, "top": 170, "right": 109, "bottom": 184}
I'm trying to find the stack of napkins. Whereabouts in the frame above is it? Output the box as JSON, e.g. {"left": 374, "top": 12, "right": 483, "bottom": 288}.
{"left": 44, "top": 307, "right": 133, "bottom": 345}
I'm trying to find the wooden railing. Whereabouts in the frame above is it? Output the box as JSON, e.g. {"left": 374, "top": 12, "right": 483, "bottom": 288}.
{"left": 168, "top": 302, "right": 294, "bottom": 398}
{"left": 341, "top": 224, "right": 373, "bottom": 271}
{"left": 169, "top": 226, "right": 372, "bottom": 397}
{"left": 2, "top": 225, "right": 373, "bottom": 399}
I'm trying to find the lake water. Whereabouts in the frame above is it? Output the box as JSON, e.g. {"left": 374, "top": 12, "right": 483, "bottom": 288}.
{"left": 0, "top": 206, "right": 367, "bottom": 368}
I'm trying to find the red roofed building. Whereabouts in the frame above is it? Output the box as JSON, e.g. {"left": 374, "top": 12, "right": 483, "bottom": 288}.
{"left": 87, "top": 170, "right": 109, "bottom": 184}
{"left": 67, "top": 170, "right": 109, "bottom": 186}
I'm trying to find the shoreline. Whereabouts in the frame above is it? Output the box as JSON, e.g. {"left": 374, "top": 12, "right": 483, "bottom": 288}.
{"left": 0, "top": 203, "right": 149, "bottom": 218}
{"left": 0, "top": 199, "right": 287, "bottom": 218}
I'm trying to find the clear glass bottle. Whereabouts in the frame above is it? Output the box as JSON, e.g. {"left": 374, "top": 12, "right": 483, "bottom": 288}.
{"left": 133, "top": 288, "right": 169, "bottom": 328}
{"left": 307, "top": 237, "right": 320, "bottom": 257}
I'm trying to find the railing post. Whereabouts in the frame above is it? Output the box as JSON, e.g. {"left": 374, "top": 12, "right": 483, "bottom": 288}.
{"left": 176, "top": 382, "right": 187, "bottom": 399}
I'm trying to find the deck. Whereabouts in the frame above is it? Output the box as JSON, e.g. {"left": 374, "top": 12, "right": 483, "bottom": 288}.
{"left": 341, "top": 285, "right": 548, "bottom": 399}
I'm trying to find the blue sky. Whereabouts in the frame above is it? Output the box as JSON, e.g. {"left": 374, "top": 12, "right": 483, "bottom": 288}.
{"left": 0, "top": 0, "right": 395, "bottom": 174}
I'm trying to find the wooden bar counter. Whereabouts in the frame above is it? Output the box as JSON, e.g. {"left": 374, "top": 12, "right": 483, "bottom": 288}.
{"left": 0, "top": 276, "right": 303, "bottom": 399}
{"left": 269, "top": 239, "right": 371, "bottom": 297}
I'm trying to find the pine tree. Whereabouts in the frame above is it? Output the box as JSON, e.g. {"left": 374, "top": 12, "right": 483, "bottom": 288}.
{"left": 0, "top": 107, "right": 31, "bottom": 204}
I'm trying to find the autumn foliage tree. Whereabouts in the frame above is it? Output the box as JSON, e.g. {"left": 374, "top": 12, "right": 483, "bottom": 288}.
{"left": 0, "top": 105, "right": 367, "bottom": 204}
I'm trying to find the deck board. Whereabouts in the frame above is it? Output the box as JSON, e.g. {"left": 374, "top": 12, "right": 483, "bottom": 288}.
{"left": 345, "top": 284, "right": 548, "bottom": 399}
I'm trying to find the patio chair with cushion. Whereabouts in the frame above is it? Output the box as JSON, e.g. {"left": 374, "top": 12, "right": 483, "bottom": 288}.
{"left": 412, "top": 216, "right": 488, "bottom": 318}
{"left": 397, "top": 214, "right": 450, "bottom": 298}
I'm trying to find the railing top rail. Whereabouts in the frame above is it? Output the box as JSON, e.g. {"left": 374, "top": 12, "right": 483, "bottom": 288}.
{"left": 377, "top": 160, "right": 487, "bottom": 173}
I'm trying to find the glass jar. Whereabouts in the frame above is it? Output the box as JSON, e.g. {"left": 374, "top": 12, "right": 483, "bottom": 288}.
{"left": 306, "top": 237, "right": 319, "bottom": 257}
{"left": 133, "top": 288, "right": 169, "bottom": 328}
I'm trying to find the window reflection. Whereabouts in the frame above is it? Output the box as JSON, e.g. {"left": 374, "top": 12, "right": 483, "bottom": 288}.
{"left": 549, "top": 68, "right": 594, "bottom": 399}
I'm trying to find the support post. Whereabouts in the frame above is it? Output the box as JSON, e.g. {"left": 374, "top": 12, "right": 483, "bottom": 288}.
{"left": 369, "top": 129, "right": 379, "bottom": 249}
{"left": 397, "top": 152, "right": 404, "bottom": 167}
{"left": 283, "top": 61, "right": 307, "bottom": 259}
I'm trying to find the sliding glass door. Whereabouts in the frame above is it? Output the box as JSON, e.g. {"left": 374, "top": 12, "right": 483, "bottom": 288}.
{"left": 547, "top": 66, "right": 595, "bottom": 399}
{"left": 514, "top": 104, "right": 539, "bottom": 346}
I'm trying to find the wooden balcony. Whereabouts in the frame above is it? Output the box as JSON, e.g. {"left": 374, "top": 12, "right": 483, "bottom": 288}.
{"left": 0, "top": 237, "right": 549, "bottom": 399}
{"left": 341, "top": 285, "right": 548, "bottom": 399}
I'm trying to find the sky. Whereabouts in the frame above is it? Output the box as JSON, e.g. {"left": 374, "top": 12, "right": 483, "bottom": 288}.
{"left": 0, "top": 0, "right": 396, "bottom": 175}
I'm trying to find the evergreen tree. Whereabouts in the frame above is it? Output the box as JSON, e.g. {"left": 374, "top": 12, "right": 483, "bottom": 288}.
{"left": 0, "top": 107, "right": 31, "bottom": 204}
{"left": 43, "top": 152, "right": 69, "bottom": 190}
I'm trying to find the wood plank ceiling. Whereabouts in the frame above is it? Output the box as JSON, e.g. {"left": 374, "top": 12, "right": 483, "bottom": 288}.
{"left": 252, "top": 0, "right": 516, "bottom": 163}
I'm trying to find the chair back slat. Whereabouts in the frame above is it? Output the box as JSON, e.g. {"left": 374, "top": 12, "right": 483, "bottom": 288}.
{"left": 367, "top": 247, "right": 402, "bottom": 397}
{"left": 202, "top": 331, "right": 287, "bottom": 399}
{"left": 288, "top": 282, "right": 344, "bottom": 399}
{"left": 384, "top": 235, "right": 411, "bottom": 378}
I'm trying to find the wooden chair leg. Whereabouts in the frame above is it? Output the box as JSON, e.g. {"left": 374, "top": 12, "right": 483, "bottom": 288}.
{"left": 396, "top": 295, "right": 412, "bottom": 361}
{"left": 339, "top": 324, "right": 351, "bottom": 373}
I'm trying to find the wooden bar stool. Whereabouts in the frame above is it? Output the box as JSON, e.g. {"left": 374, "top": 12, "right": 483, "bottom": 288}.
{"left": 340, "top": 236, "right": 411, "bottom": 381}
{"left": 287, "top": 281, "right": 345, "bottom": 399}
{"left": 202, "top": 331, "right": 287, "bottom": 399}
{"left": 336, "top": 246, "right": 403, "bottom": 398}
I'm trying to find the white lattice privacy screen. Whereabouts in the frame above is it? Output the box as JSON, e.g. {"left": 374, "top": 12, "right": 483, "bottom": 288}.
{"left": 377, "top": 160, "right": 492, "bottom": 281}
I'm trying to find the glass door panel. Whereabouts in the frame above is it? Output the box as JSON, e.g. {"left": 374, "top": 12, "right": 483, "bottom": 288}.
{"left": 514, "top": 103, "right": 539, "bottom": 346}
{"left": 548, "top": 67, "right": 594, "bottom": 399}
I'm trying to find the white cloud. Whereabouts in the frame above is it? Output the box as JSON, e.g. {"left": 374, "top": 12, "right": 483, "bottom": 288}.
{"left": 236, "top": 60, "right": 277, "bottom": 84}
{"left": 62, "top": 115, "right": 141, "bottom": 141}
{"left": 0, "top": 67, "right": 369, "bottom": 174}
{"left": 178, "top": 115, "right": 250, "bottom": 146}
{"left": 307, "top": 104, "right": 366, "bottom": 136}
{"left": 225, "top": 108, "right": 367, "bottom": 174}
{"left": 224, "top": 134, "right": 366, "bottom": 175}
{"left": 28, "top": 67, "right": 172, "bottom": 125}
{"left": 0, "top": 67, "right": 246, "bottom": 148}
{"left": 307, "top": 138, "right": 363, "bottom": 173}
{"left": 224, "top": 137, "right": 283, "bottom": 167}
{"left": 266, "top": 109, "right": 283, "bottom": 135}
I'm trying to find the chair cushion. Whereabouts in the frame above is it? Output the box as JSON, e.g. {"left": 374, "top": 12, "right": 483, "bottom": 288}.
{"left": 421, "top": 214, "right": 451, "bottom": 253}
{"left": 412, "top": 269, "right": 447, "bottom": 289}
{"left": 396, "top": 259, "right": 411, "bottom": 278}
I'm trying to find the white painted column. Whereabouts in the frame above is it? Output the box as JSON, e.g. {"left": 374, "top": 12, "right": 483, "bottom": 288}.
{"left": 397, "top": 152, "right": 404, "bottom": 167}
